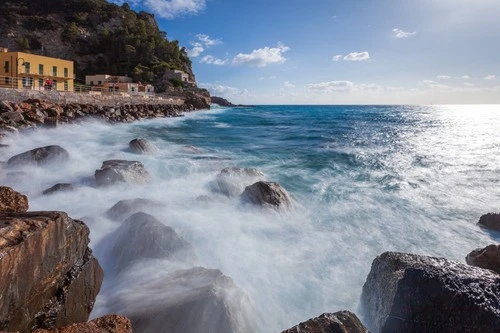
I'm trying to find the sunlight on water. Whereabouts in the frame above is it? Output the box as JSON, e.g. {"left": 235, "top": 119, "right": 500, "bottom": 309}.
{"left": 1, "top": 105, "right": 499, "bottom": 332}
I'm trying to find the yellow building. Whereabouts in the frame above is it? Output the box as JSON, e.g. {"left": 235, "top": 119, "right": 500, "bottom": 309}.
{"left": 0, "top": 48, "right": 74, "bottom": 92}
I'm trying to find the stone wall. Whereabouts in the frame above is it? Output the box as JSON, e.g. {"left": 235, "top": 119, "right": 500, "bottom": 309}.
{"left": 0, "top": 88, "right": 184, "bottom": 107}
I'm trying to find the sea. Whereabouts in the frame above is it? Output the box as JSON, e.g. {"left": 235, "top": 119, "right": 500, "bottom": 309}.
{"left": 1, "top": 104, "right": 500, "bottom": 332}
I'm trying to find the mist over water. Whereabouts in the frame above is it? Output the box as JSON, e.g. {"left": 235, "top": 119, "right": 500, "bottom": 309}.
{"left": 1, "top": 104, "right": 500, "bottom": 331}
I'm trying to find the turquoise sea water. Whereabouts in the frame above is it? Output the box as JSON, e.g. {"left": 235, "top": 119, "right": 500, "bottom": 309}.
{"left": 2, "top": 104, "right": 500, "bottom": 331}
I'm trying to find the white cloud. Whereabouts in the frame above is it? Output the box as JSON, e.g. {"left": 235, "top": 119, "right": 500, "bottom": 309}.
{"left": 141, "top": 0, "right": 206, "bottom": 19}
{"left": 343, "top": 52, "right": 370, "bottom": 61}
{"left": 259, "top": 76, "right": 277, "bottom": 80}
{"left": 284, "top": 81, "right": 295, "bottom": 88}
{"left": 306, "top": 81, "right": 354, "bottom": 92}
{"left": 484, "top": 74, "right": 496, "bottom": 80}
{"left": 464, "top": 82, "right": 475, "bottom": 87}
{"left": 436, "top": 75, "right": 451, "bottom": 80}
{"left": 332, "top": 55, "right": 343, "bottom": 62}
{"left": 196, "top": 34, "right": 221, "bottom": 46}
{"left": 200, "top": 83, "right": 248, "bottom": 96}
{"left": 187, "top": 42, "right": 204, "bottom": 57}
{"left": 418, "top": 80, "right": 450, "bottom": 89}
{"left": 461, "top": 75, "right": 471, "bottom": 79}
{"left": 392, "top": 28, "right": 417, "bottom": 38}
{"left": 200, "top": 55, "right": 227, "bottom": 65}
{"left": 232, "top": 43, "right": 290, "bottom": 67}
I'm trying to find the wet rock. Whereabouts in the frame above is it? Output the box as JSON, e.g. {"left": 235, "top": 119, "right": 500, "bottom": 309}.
{"left": 0, "top": 186, "right": 28, "bottom": 212}
{"left": 182, "top": 145, "right": 204, "bottom": 154}
{"left": 107, "top": 212, "right": 196, "bottom": 273}
{"left": 240, "top": 181, "right": 292, "bottom": 209}
{"left": 282, "top": 311, "right": 369, "bottom": 333}
{"left": 129, "top": 138, "right": 157, "bottom": 155}
{"left": 478, "top": 213, "right": 500, "bottom": 232}
{"left": 361, "top": 251, "right": 500, "bottom": 333}
{"left": 94, "top": 160, "right": 150, "bottom": 187}
{"left": 107, "top": 267, "right": 255, "bottom": 333}
{"left": 106, "top": 198, "right": 164, "bottom": 221}
{"left": 214, "top": 167, "right": 265, "bottom": 197}
{"left": 42, "top": 183, "right": 74, "bottom": 196}
{"left": 7, "top": 145, "right": 70, "bottom": 168}
{"left": 1, "top": 111, "right": 24, "bottom": 122}
{"left": 0, "top": 212, "right": 103, "bottom": 332}
{"left": 32, "top": 314, "right": 133, "bottom": 333}
{"left": 466, "top": 244, "right": 500, "bottom": 274}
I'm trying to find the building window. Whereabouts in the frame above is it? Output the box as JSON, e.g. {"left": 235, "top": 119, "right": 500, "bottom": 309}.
{"left": 24, "top": 62, "right": 30, "bottom": 74}
{"left": 90, "top": 81, "right": 94, "bottom": 85}
{"left": 64, "top": 67, "right": 68, "bottom": 78}
{"left": 131, "top": 87, "right": 135, "bottom": 92}
{"left": 64, "top": 81, "right": 68, "bottom": 91}
{"left": 4, "top": 61, "right": 9, "bottom": 73}
{"left": 4, "top": 77, "right": 9, "bottom": 84}
{"left": 38, "top": 78, "right": 43, "bottom": 88}
{"left": 52, "top": 66, "right": 57, "bottom": 77}
{"left": 22, "top": 77, "right": 32, "bottom": 87}
{"left": 53, "top": 80, "right": 57, "bottom": 90}
{"left": 39, "top": 64, "right": 44, "bottom": 75}
{"left": 98, "top": 80, "right": 102, "bottom": 85}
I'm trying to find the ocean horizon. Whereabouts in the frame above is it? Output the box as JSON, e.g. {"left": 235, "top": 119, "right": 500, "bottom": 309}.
{"left": 1, "top": 104, "right": 499, "bottom": 331}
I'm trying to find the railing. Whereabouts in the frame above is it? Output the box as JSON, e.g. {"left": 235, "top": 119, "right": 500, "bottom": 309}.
{"left": 18, "top": 68, "right": 71, "bottom": 79}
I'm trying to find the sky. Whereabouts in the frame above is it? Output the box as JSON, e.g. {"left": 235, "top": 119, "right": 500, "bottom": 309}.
{"left": 109, "top": 0, "right": 500, "bottom": 104}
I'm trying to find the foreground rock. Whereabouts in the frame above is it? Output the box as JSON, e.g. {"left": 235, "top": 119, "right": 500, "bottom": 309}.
{"left": 106, "top": 212, "right": 196, "bottom": 273}
{"left": 282, "top": 311, "right": 368, "bottom": 333}
{"left": 107, "top": 267, "right": 255, "bottom": 333}
{"left": 95, "top": 160, "right": 150, "bottom": 187}
{"left": 0, "top": 211, "right": 103, "bottom": 332}
{"left": 466, "top": 244, "right": 500, "bottom": 274}
{"left": 7, "top": 145, "right": 69, "bottom": 168}
{"left": 240, "top": 181, "right": 292, "bottom": 209}
{"left": 0, "top": 186, "right": 28, "bottom": 212}
{"left": 478, "top": 213, "right": 500, "bottom": 232}
{"left": 106, "top": 198, "right": 164, "bottom": 221}
{"left": 214, "top": 167, "right": 265, "bottom": 197}
{"left": 42, "top": 183, "right": 74, "bottom": 195}
{"left": 362, "top": 251, "right": 500, "bottom": 333}
{"left": 129, "top": 138, "right": 157, "bottom": 155}
{"left": 32, "top": 315, "right": 132, "bottom": 333}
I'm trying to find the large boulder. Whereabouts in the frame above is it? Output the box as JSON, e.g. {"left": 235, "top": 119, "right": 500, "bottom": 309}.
{"left": 466, "top": 244, "right": 500, "bottom": 274}
{"left": 0, "top": 211, "right": 103, "bottom": 332}
{"left": 361, "top": 251, "right": 500, "bottom": 333}
{"left": 213, "top": 167, "right": 265, "bottom": 197}
{"left": 107, "top": 267, "right": 255, "bottom": 333}
{"left": 129, "top": 138, "right": 157, "bottom": 155}
{"left": 106, "top": 198, "right": 164, "bottom": 222}
{"left": 240, "top": 181, "right": 292, "bottom": 209}
{"left": 7, "top": 145, "right": 70, "bottom": 168}
{"left": 0, "top": 186, "right": 28, "bottom": 212}
{"left": 32, "top": 314, "right": 132, "bottom": 333}
{"left": 94, "top": 160, "right": 150, "bottom": 187}
{"left": 107, "top": 212, "right": 195, "bottom": 273}
{"left": 42, "top": 183, "right": 74, "bottom": 196}
{"left": 478, "top": 213, "right": 500, "bottom": 232}
{"left": 282, "top": 311, "right": 369, "bottom": 333}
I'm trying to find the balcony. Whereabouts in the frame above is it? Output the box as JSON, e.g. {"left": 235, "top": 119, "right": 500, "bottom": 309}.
{"left": 18, "top": 68, "right": 71, "bottom": 79}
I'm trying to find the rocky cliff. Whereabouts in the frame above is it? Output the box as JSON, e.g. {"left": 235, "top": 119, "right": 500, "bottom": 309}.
{"left": 0, "top": 0, "right": 195, "bottom": 92}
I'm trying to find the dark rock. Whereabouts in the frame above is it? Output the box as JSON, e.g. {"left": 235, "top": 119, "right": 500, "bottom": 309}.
{"left": 42, "top": 183, "right": 74, "bottom": 196}
{"left": 282, "top": 311, "right": 369, "bottom": 333}
{"left": 466, "top": 244, "right": 500, "bottom": 274}
{"left": 107, "top": 212, "right": 196, "bottom": 273}
{"left": 0, "top": 186, "right": 28, "bottom": 212}
{"left": 214, "top": 167, "right": 265, "bottom": 197}
{"left": 32, "top": 314, "right": 133, "bottom": 333}
{"left": 240, "top": 181, "right": 292, "bottom": 209}
{"left": 361, "top": 251, "right": 500, "bottom": 333}
{"left": 106, "top": 198, "right": 164, "bottom": 221}
{"left": 183, "top": 89, "right": 211, "bottom": 110}
{"left": 129, "top": 138, "right": 157, "bottom": 155}
{"left": 7, "top": 145, "right": 69, "bottom": 168}
{"left": 1, "top": 111, "right": 24, "bottom": 122}
{"left": 107, "top": 267, "right": 255, "bottom": 333}
{"left": 210, "top": 96, "right": 235, "bottom": 107}
{"left": 478, "top": 213, "right": 500, "bottom": 231}
{"left": 94, "top": 160, "right": 150, "bottom": 187}
{"left": 0, "top": 211, "right": 103, "bottom": 332}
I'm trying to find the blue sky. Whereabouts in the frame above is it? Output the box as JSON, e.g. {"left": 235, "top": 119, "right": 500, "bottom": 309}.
{"left": 110, "top": 0, "right": 500, "bottom": 104}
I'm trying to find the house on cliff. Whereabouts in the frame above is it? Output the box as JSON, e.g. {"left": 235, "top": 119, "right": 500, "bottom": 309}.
{"left": 0, "top": 47, "right": 74, "bottom": 92}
